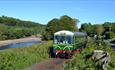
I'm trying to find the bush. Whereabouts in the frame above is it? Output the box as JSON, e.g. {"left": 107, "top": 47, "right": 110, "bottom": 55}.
{"left": 109, "top": 32, "right": 115, "bottom": 39}
{"left": 63, "top": 39, "right": 115, "bottom": 70}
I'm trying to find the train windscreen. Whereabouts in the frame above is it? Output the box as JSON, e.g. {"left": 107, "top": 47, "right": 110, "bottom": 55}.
{"left": 54, "top": 36, "right": 73, "bottom": 44}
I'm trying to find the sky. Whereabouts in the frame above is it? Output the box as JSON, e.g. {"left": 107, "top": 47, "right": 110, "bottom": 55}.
{"left": 0, "top": 0, "right": 115, "bottom": 28}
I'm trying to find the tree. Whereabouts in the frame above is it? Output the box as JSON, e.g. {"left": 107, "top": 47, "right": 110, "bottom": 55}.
{"left": 103, "top": 22, "right": 115, "bottom": 33}
{"left": 94, "top": 25, "right": 105, "bottom": 46}
{"left": 60, "top": 15, "right": 79, "bottom": 31}
{"left": 95, "top": 24, "right": 104, "bottom": 36}
{"left": 80, "top": 23, "right": 95, "bottom": 36}
{"left": 0, "top": 16, "right": 45, "bottom": 40}
{"left": 44, "top": 15, "right": 79, "bottom": 40}
{"left": 43, "top": 18, "right": 60, "bottom": 40}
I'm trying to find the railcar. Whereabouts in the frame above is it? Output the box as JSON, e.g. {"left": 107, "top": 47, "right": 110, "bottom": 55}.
{"left": 50, "top": 30, "right": 87, "bottom": 58}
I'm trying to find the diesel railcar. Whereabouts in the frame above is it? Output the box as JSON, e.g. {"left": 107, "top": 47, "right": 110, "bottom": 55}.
{"left": 50, "top": 30, "right": 87, "bottom": 58}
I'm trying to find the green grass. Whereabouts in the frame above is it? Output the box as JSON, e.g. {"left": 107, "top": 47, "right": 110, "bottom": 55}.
{"left": 0, "top": 41, "right": 52, "bottom": 70}
{"left": 63, "top": 39, "right": 115, "bottom": 70}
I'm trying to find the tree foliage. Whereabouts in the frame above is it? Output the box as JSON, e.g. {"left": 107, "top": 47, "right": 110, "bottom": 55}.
{"left": 43, "top": 15, "right": 79, "bottom": 40}
{"left": 0, "top": 16, "right": 45, "bottom": 28}
{"left": 80, "top": 23, "right": 94, "bottom": 36}
{"left": 0, "top": 16, "right": 45, "bottom": 40}
{"left": 95, "top": 24, "right": 104, "bottom": 36}
{"left": 80, "top": 22, "right": 115, "bottom": 39}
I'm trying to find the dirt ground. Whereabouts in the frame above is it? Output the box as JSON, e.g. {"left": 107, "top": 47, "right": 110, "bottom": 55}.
{"left": 24, "top": 58, "right": 68, "bottom": 70}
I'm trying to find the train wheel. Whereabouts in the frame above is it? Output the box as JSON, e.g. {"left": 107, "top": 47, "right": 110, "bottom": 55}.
{"left": 58, "top": 53, "right": 65, "bottom": 58}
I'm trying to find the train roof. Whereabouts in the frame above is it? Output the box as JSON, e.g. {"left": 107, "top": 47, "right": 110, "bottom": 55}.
{"left": 74, "top": 32, "right": 87, "bottom": 36}
{"left": 54, "top": 30, "right": 87, "bottom": 36}
{"left": 54, "top": 30, "right": 74, "bottom": 35}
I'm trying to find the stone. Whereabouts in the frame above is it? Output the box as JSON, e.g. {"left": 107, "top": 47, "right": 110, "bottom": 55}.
{"left": 92, "top": 50, "right": 111, "bottom": 70}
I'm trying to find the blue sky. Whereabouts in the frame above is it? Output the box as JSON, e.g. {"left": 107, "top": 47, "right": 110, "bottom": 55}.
{"left": 0, "top": 0, "right": 115, "bottom": 27}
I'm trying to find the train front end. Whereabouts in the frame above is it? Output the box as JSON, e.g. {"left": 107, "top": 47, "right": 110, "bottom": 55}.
{"left": 53, "top": 30, "right": 74, "bottom": 58}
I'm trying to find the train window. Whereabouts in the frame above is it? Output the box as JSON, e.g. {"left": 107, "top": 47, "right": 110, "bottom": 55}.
{"left": 66, "top": 36, "right": 73, "bottom": 44}
{"left": 54, "top": 36, "right": 73, "bottom": 44}
{"left": 54, "top": 36, "right": 65, "bottom": 44}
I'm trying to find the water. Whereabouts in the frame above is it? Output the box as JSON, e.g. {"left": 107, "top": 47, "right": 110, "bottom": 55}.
{"left": 0, "top": 41, "right": 40, "bottom": 50}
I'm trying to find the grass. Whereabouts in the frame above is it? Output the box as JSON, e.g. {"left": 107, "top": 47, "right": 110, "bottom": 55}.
{"left": 0, "top": 41, "right": 52, "bottom": 70}
{"left": 63, "top": 39, "right": 115, "bottom": 70}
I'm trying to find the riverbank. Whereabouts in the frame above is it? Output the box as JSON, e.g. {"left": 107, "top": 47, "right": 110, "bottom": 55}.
{"left": 0, "top": 36, "right": 41, "bottom": 47}
{"left": 0, "top": 41, "right": 52, "bottom": 70}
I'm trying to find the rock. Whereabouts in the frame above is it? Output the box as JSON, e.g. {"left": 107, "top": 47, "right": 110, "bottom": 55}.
{"left": 92, "top": 50, "right": 111, "bottom": 70}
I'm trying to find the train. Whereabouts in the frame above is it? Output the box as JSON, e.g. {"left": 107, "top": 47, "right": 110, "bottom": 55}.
{"left": 49, "top": 30, "right": 87, "bottom": 58}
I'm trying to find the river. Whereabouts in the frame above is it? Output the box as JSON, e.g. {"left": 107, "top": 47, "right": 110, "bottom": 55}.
{"left": 0, "top": 41, "right": 40, "bottom": 50}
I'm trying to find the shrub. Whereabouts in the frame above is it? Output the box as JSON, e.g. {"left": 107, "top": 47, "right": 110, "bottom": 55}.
{"left": 63, "top": 39, "right": 115, "bottom": 70}
{"left": 109, "top": 32, "right": 115, "bottom": 39}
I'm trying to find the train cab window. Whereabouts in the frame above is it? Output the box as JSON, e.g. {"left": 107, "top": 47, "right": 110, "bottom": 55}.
{"left": 54, "top": 36, "right": 65, "bottom": 44}
{"left": 66, "top": 36, "right": 73, "bottom": 44}
{"left": 54, "top": 36, "right": 73, "bottom": 44}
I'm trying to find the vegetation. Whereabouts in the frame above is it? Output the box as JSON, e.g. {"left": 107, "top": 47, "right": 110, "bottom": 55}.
{"left": 43, "top": 15, "right": 79, "bottom": 40}
{"left": 63, "top": 39, "right": 115, "bottom": 70}
{"left": 108, "top": 32, "right": 115, "bottom": 39}
{"left": 43, "top": 15, "right": 114, "bottom": 40}
{"left": 0, "top": 15, "right": 114, "bottom": 40}
{"left": 0, "top": 15, "right": 114, "bottom": 70}
{"left": 0, "top": 16, "right": 45, "bottom": 28}
{"left": 80, "top": 22, "right": 115, "bottom": 39}
{"left": 0, "top": 41, "right": 52, "bottom": 70}
{"left": 79, "top": 23, "right": 94, "bottom": 36}
{"left": 0, "top": 16, "right": 45, "bottom": 40}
